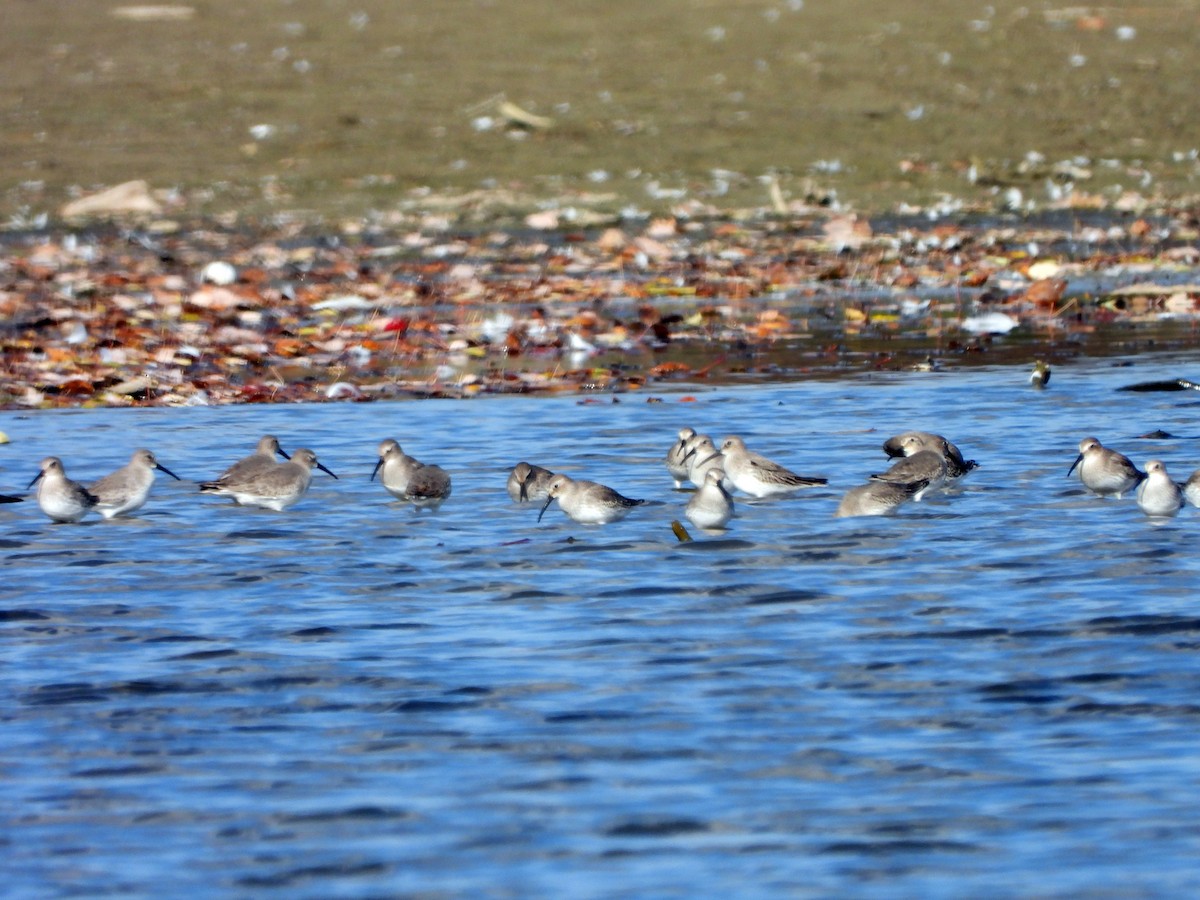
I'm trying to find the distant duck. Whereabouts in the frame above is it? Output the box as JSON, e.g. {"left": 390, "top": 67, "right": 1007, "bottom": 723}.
{"left": 1030, "top": 360, "right": 1051, "bottom": 389}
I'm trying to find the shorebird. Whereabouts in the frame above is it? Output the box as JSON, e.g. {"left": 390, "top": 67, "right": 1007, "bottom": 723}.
{"left": 199, "top": 448, "right": 337, "bottom": 510}
{"left": 685, "top": 436, "right": 728, "bottom": 491}
{"left": 507, "top": 462, "right": 556, "bottom": 503}
{"left": 870, "top": 450, "right": 946, "bottom": 501}
{"left": 1184, "top": 468, "right": 1200, "bottom": 509}
{"left": 89, "top": 449, "right": 181, "bottom": 518}
{"left": 836, "top": 480, "right": 929, "bottom": 518}
{"left": 1137, "top": 460, "right": 1184, "bottom": 518}
{"left": 719, "top": 436, "right": 827, "bottom": 498}
{"left": 28, "top": 457, "right": 98, "bottom": 523}
{"left": 1068, "top": 437, "right": 1143, "bottom": 499}
{"left": 882, "top": 431, "right": 976, "bottom": 480}
{"left": 1030, "top": 360, "right": 1051, "bottom": 389}
{"left": 538, "top": 474, "right": 644, "bottom": 525}
{"left": 685, "top": 467, "right": 734, "bottom": 530}
{"left": 206, "top": 435, "right": 290, "bottom": 490}
{"left": 372, "top": 439, "right": 451, "bottom": 511}
{"left": 665, "top": 427, "right": 702, "bottom": 489}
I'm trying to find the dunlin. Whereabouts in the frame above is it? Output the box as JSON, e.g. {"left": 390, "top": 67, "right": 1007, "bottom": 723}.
{"left": 665, "top": 427, "right": 701, "bottom": 488}
{"left": 538, "top": 474, "right": 644, "bottom": 525}
{"left": 719, "top": 436, "right": 827, "bottom": 498}
{"left": 507, "top": 462, "right": 556, "bottom": 503}
{"left": 685, "top": 467, "right": 734, "bottom": 530}
{"left": 372, "top": 439, "right": 452, "bottom": 510}
{"left": 836, "top": 479, "right": 929, "bottom": 518}
{"left": 1136, "top": 460, "right": 1184, "bottom": 518}
{"left": 28, "top": 457, "right": 98, "bottom": 523}
{"left": 207, "top": 435, "right": 290, "bottom": 489}
{"left": 89, "top": 449, "right": 181, "bottom": 519}
{"left": 870, "top": 450, "right": 946, "bottom": 500}
{"left": 685, "top": 436, "right": 727, "bottom": 490}
{"left": 883, "top": 431, "right": 976, "bottom": 479}
{"left": 199, "top": 448, "right": 337, "bottom": 510}
{"left": 1068, "top": 437, "right": 1143, "bottom": 499}
{"left": 1184, "top": 468, "right": 1200, "bottom": 509}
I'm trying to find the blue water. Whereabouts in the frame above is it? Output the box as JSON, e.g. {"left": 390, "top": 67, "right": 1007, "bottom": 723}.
{"left": 5, "top": 356, "right": 1200, "bottom": 897}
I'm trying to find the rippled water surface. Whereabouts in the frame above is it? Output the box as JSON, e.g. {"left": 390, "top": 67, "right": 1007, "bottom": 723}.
{"left": 6, "top": 357, "right": 1200, "bottom": 897}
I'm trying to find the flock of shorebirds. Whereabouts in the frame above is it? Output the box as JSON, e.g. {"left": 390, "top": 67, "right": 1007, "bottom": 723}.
{"left": 9, "top": 422, "right": 1197, "bottom": 529}
{"left": 4, "top": 415, "right": 1195, "bottom": 528}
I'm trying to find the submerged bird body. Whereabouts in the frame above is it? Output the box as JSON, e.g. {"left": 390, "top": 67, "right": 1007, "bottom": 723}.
{"left": 686, "top": 467, "right": 734, "bottom": 530}
{"left": 89, "top": 448, "right": 181, "bottom": 518}
{"left": 29, "top": 457, "right": 97, "bottom": 523}
{"left": 870, "top": 450, "right": 946, "bottom": 501}
{"left": 201, "top": 448, "right": 336, "bottom": 510}
{"left": 719, "top": 436, "right": 826, "bottom": 498}
{"left": 836, "top": 479, "right": 929, "bottom": 518}
{"left": 404, "top": 463, "right": 452, "bottom": 511}
{"left": 1137, "top": 460, "right": 1184, "bottom": 518}
{"left": 1068, "top": 437, "right": 1143, "bottom": 499}
{"left": 883, "top": 431, "right": 976, "bottom": 480}
{"left": 539, "top": 474, "right": 644, "bottom": 525}
{"left": 508, "top": 462, "right": 556, "bottom": 503}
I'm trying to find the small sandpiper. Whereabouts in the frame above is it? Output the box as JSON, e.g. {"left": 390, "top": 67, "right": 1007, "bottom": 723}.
{"left": 883, "top": 431, "right": 977, "bottom": 480}
{"left": 1184, "top": 468, "right": 1200, "bottom": 509}
{"left": 719, "top": 436, "right": 827, "bottom": 498}
{"left": 665, "top": 427, "right": 702, "bottom": 489}
{"left": 1068, "top": 437, "right": 1143, "bottom": 499}
{"left": 89, "top": 449, "right": 181, "bottom": 519}
{"left": 870, "top": 450, "right": 946, "bottom": 501}
{"left": 372, "top": 439, "right": 452, "bottom": 510}
{"left": 28, "top": 457, "right": 98, "bottom": 523}
{"left": 684, "top": 436, "right": 728, "bottom": 491}
{"left": 685, "top": 467, "right": 734, "bottom": 530}
{"left": 1136, "top": 460, "right": 1184, "bottom": 518}
{"left": 199, "top": 448, "right": 337, "bottom": 510}
{"left": 507, "top": 462, "right": 556, "bottom": 503}
{"left": 538, "top": 474, "right": 644, "bottom": 525}
{"left": 206, "top": 435, "right": 290, "bottom": 492}
{"left": 835, "top": 479, "right": 929, "bottom": 518}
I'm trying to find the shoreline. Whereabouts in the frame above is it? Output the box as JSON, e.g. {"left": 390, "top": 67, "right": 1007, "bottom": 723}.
{"left": 2, "top": 209, "right": 1199, "bottom": 409}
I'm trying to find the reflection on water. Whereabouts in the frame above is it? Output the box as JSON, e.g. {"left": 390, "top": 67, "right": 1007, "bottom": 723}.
{"left": 5, "top": 355, "right": 1200, "bottom": 895}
